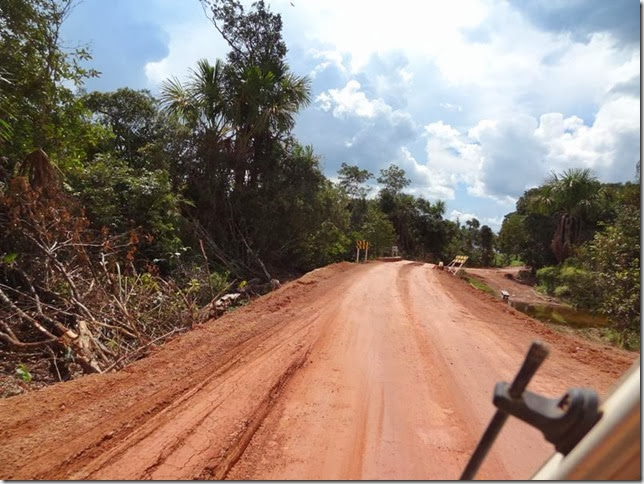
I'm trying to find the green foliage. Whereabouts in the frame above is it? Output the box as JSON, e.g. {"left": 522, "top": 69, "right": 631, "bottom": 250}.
{"left": 527, "top": 168, "right": 605, "bottom": 263}
{"left": 203, "top": 0, "right": 288, "bottom": 72}
{"left": 374, "top": 170, "right": 455, "bottom": 262}
{"left": 575, "top": 186, "right": 640, "bottom": 333}
{"left": 69, "top": 155, "right": 186, "bottom": 260}
{"left": 438, "top": 216, "right": 497, "bottom": 267}
{"left": 358, "top": 205, "right": 396, "bottom": 257}
{"left": 598, "top": 327, "right": 640, "bottom": 351}
{"left": 155, "top": 0, "right": 315, "bottom": 280}
{"left": 497, "top": 212, "right": 527, "bottom": 264}
{"left": 1, "top": 252, "right": 19, "bottom": 264}
{"left": 83, "top": 89, "right": 172, "bottom": 169}
{"left": 337, "top": 162, "right": 373, "bottom": 199}
{"left": 0, "top": 67, "right": 14, "bottom": 142}
{"left": 536, "top": 266, "right": 560, "bottom": 294}
{"left": 169, "top": 253, "right": 231, "bottom": 305}
{"left": 0, "top": 0, "right": 100, "bottom": 164}
{"left": 377, "top": 164, "right": 410, "bottom": 196}
{"left": 478, "top": 225, "right": 495, "bottom": 266}
{"left": 557, "top": 265, "right": 601, "bottom": 310}
{"left": 530, "top": 181, "right": 640, "bottom": 346}
{"left": 209, "top": 270, "right": 230, "bottom": 294}
{"left": 459, "top": 271, "right": 495, "bottom": 295}
{"left": 16, "top": 364, "right": 33, "bottom": 382}
{"left": 553, "top": 285, "right": 570, "bottom": 299}
{"left": 291, "top": 181, "right": 351, "bottom": 271}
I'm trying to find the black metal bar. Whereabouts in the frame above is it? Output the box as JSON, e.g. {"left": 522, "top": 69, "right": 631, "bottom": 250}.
{"left": 460, "top": 340, "right": 550, "bottom": 480}
{"left": 459, "top": 410, "right": 509, "bottom": 480}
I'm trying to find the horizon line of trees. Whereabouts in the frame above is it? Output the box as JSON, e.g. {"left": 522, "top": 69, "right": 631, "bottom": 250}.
{"left": 0, "top": 0, "right": 493, "bottom": 382}
{"left": 497, "top": 167, "right": 640, "bottom": 349}
{"left": 0, "top": 0, "right": 638, "bottom": 385}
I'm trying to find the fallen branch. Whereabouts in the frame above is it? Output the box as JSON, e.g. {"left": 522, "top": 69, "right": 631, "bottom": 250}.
{"left": 199, "top": 238, "right": 215, "bottom": 300}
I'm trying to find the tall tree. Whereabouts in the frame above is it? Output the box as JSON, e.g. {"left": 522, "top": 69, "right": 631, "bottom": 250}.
{"left": 163, "top": 59, "right": 227, "bottom": 133}
{"left": 377, "top": 164, "right": 410, "bottom": 196}
{"left": 337, "top": 162, "right": 373, "bottom": 199}
{"left": 497, "top": 212, "right": 527, "bottom": 264}
{"left": 336, "top": 162, "right": 373, "bottom": 232}
{"left": 359, "top": 204, "right": 396, "bottom": 257}
{"left": 84, "top": 88, "right": 180, "bottom": 170}
{"left": 532, "top": 168, "right": 604, "bottom": 262}
{"left": 200, "top": 0, "right": 310, "bottom": 192}
{"left": 411, "top": 197, "right": 448, "bottom": 260}
{"left": 578, "top": 182, "right": 640, "bottom": 337}
{"left": 159, "top": 0, "right": 318, "bottom": 279}
{"left": 0, "top": 0, "right": 98, "bottom": 165}
{"left": 479, "top": 224, "right": 494, "bottom": 266}
{"left": 202, "top": 0, "right": 287, "bottom": 73}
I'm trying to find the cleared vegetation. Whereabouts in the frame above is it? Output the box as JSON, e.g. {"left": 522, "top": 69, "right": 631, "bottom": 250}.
{"left": 0, "top": 0, "right": 639, "bottom": 394}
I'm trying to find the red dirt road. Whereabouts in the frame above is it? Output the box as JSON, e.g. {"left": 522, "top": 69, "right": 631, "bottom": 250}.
{"left": 0, "top": 261, "right": 636, "bottom": 480}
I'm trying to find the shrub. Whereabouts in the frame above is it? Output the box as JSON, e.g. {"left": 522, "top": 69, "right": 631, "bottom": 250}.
{"left": 553, "top": 285, "right": 571, "bottom": 299}
{"left": 557, "top": 265, "right": 601, "bottom": 310}
{"left": 536, "top": 266, "right": 560, "bottom": 294}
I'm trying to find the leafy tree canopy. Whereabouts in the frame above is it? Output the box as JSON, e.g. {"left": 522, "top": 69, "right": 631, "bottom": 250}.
{"left": 376, "top": 164, "right": 410, "bottom": 195}
{"left": 337, "top": 162, "right": 373, "bottom": 199}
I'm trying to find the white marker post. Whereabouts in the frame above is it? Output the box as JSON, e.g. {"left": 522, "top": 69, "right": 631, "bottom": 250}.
{"left": 356, "top": 245, "right": 360, "bottom": 263}
{"left": 364, "top": 243, "right": 369, "bottom": 262}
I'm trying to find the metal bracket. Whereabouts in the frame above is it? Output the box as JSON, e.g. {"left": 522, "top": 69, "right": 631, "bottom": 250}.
{"left": 460, "top": 341, "right": 604, "bottom": 480}
{"left": 494, "top": 382, "right": 602, "bottom": 455}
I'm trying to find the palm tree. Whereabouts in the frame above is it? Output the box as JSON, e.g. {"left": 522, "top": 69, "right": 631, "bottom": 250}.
{"left": 160, "top": 58, "right": 228, "bottom": 139}
{"left": 533, "top": 168, "right": 603, "bottom": 262}
{"left": 223, "top": 61, "right": 310, "bottom": 189}
{"left": 161, "top": 57, "right": 310, "bottom": 191}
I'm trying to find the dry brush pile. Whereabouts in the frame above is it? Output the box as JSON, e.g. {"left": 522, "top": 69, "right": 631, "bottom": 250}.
{"left": 0, "top": 150, "right": 222, "bottom": 388}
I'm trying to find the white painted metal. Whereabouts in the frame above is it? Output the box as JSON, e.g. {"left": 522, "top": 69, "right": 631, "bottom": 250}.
{"left": 532, "top": 360, "right": 640, "bottom": 480}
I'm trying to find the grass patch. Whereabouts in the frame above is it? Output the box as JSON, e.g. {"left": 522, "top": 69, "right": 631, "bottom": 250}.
{"left": 459, "top": 271, "right": 496, "bottom": 295}
{"left": 493, "top": 254, "right": 525, "bottom": 267}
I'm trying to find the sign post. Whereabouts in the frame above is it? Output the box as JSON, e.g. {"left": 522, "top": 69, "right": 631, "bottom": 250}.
{"left": 355, "top": 240, "right": 370, "bottom": 262}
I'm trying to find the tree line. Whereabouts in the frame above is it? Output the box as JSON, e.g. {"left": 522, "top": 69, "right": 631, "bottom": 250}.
{"left": 0, "top": 0, "right": 493, "bottom": 381}
{"left": 0, "top": 0, "right": 638, "bottom": 384}
{"left": 497, "top": 167, "right": 640, "bottom": 349}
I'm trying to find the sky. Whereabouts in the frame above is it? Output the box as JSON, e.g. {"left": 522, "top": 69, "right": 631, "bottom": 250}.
{"left": 61, "top": 0, "right": 641, "bottom": 231}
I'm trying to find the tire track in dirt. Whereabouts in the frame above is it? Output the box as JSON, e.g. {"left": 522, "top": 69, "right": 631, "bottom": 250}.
{"left": 415, "top": 266, "right": 637, "bottom": 478}
{"left": 70, "top": 312, "right": 320, "bottom": 480}
{"left": 394, "top": 262, "right": 509, "bottom": 478}
{"left": 403, "top": 264, "right": 554, "bottom": 478}
{"left": 228, "top": 261, "right": 507, "bottom": 479}
{"left": 0, "top": 262, "right": 369, "bottom": 480}
{"left": 0, "top": 261, "right": 636, "bottom": 480}
{"left": 228, "top": 261, "right": 636, "bottom": 480}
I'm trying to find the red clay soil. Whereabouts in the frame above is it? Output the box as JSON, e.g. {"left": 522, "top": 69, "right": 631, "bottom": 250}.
{"left": 0, "top": 261, "right": 638, "bottom": 480}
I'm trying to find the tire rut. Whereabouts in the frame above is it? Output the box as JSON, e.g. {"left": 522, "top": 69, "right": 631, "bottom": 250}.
{"left": 0, "top": 261, "right": 634, "bottom": 480}
{"left": 67, "top": 311, "right": 325, "bottom": 480}
{"left": 0, "top": 262, "right": 368, "bottom": 480}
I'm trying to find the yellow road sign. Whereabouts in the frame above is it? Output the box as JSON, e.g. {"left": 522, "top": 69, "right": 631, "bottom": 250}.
{"left": 356, "top": 240, "right": 370, "bottom": 250}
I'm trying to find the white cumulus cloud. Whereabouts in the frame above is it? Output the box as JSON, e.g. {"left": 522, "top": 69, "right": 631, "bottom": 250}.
{"left": 315, "top": 80, "right": 392, "bottom": 119}
{"left": 412, "top": 92, "right": 639, "bottom": 205}
{"left": 144, "top": 21, "right": 228, "bottom": 88}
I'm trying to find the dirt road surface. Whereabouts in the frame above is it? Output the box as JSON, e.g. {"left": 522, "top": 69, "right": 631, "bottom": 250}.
{"left": 0, "top": 261, "right": 637, "bottom": 480}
